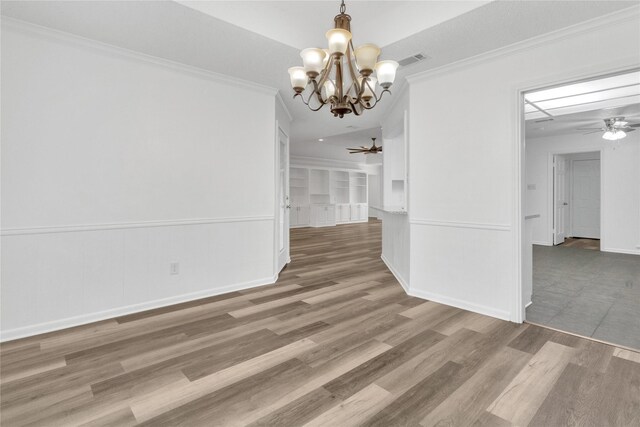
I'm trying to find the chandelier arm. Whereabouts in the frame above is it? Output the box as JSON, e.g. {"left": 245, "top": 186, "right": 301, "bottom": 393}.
{"left": 309, "top": 79, "right": 328, "bottom": 107}
{"left": 316, "top": 58, "right": 334, "bottom": 92}
{"left": 300, "top": 92, "right": 328, "bottom": 112}
{"left": 334, "top": 56, "right": 345, "bottom": 102}
{"left": 346, "top": 44, "right": 362, "bottom": 103}
{"left": 359, "top": 88, "right": 391, "bottom": 110}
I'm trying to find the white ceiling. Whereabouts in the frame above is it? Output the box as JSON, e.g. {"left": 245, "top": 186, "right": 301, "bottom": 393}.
{"left": 525, "top": 71, "right": 640, "bottom": 138}
{"left": 177, "top": 1, "right": 489, "bottom": 50}
{"left": 2, "top": 1, "right": 639, "bottom": 143}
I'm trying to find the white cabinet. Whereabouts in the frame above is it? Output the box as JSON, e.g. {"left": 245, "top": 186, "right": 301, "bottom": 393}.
{"left": 310, "top": 204, "right": 336, "bottom": 227}
{"left": 291, "top": 206, "right": 310, "bottom": 228}
{"left": 290, "top": 165, "right": 368, "bottom": 228}
{"left": 336, "top": 204, "right": 351, "bottom": 223}
{"left": 350, "top": 203, "right": 368, "bottom": 222}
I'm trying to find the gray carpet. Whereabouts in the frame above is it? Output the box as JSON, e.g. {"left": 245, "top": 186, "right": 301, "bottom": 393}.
{"left": 527, "top": 244, "right": 640, "bottom": 350}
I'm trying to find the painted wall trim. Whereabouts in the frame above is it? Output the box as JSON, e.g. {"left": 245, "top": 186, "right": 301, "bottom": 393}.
{"left": 0, "top": 274, "right": 279, "bottom": 342}
{"left": 275, "top": 91, "right": 294, "bottom": 122}
{"left": 405, "top": 5, "right": 640, "bottom": 85}
{"left": 407, "top": 288, "right": 511, "bottom": 321}
{"left": 410, "top": 218, "right": 511, "bottom": 231}
{"left": 1, "top": 216, "right": 275, "bottom": 236}
{"left": 532, "top": 240, "right": 552, "bottom": 246}
{"left": 1, "top": 17, "right": 278, "bottom": 96}
{"left": 380, "top": 254, "right": 409, "bottom": 293}
{"left": 602, "top": 247, "right": 640, "bottom": 256}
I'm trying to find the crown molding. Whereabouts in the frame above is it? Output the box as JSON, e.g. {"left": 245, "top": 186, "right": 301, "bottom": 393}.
{"left": 275, "top": 91, "right": 294, "bottom": 122}
{"left": 1, "top": 16, "right": 278, "bottom": 96}
{"left": 406, "top": 5, "right": 640, "bottom": 85}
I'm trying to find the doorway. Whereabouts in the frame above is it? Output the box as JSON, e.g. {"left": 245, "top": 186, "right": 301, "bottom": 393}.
{"left": 521, "top": 70, "right": 640, "bottom": 350}
{"left": 552, "top": 152, "right": 601, "bottom": 248}
{"left": 276, "top": 126, "right": 290, "bottom": 273}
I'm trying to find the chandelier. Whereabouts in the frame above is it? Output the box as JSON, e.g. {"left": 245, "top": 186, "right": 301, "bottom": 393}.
{"left": 287, "top": 0, "right": 399, "bottom": 118}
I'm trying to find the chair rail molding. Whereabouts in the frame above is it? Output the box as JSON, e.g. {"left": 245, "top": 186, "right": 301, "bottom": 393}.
{"left": 410, "top": 218, "right": 511, "bottom": 231}
{"left": 1, "top": 216, "right": 275, "bottom": 236}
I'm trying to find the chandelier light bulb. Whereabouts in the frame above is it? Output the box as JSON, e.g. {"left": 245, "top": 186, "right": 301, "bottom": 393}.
{"left": 288, "top": 66, "right": 307, "bottom": 92}
{"left": 324, "top": 80, "right": 336, "bottom": 98}
{"left": 375, "top": 60, "right": 399, "bottom": 88}
{"left": 300, "top": 48, "right": 326, "bottom": 76}
{"left": 322, "top": 48, "right": 331, "bottom": 66}
{"left": 358, "top": 76, "right": 377, "bottom": 100}
{"left": 326, "top": 28, "right": 352, "bottom": 55}
{"left": 354, "top": 44, "right": 381, "bottom": 73}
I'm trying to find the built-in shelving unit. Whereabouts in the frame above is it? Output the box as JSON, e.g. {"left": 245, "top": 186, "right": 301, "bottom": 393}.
{"left": 290, "top": 167, "right": 309, "bottom": 206}
{"left": 289, "top": 166, "right": 368, "bottom": 228}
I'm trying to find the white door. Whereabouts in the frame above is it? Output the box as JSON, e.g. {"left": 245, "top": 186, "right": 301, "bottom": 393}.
{"left": 553, "top": 156, "right": 568, "bottom": 245}
{"left": 276, "top": 128, "right": 290, "bottom": 272}
{"left": 572, "top": 159, "right": 600, "bottom": 239}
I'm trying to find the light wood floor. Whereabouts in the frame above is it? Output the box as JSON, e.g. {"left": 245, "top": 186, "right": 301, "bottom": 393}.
{"left": 2, "top": 220, "right": 640, "bottom": 426}
{"left": 560, "top": 237, "right": 601, "bottom": 250}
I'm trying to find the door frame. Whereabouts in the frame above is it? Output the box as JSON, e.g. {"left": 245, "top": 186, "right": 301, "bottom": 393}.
{"left": 549, "top": 151, "right": 603, "bottom": 245}
{"left": 547, "top": 148, "right": 606, "bottom": 244}
{"left": 513, "top": 64, "right": 638, "bottom": 323}
{"left": 274, "top": 121, "right": 290, "bottom": 276}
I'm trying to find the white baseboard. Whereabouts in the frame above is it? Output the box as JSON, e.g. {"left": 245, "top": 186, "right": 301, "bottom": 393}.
{"left": 601, "top": 247, "right": 640, "bottom": 255}
{"left": 406, "top": 288, "right": 511, "bottom": 321}
{"left": 0, "top": 275, "right": 278, "bottom": 342}
{"left": 380, "top": 254, "right": 409, "bottom": 293}
{"left": 532, "top": 240, "right": 552, "bottom": 246}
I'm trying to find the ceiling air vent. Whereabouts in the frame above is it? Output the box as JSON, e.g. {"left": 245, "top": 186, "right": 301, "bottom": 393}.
{"left": 398, "top": 53, "right": 428, "bottom": 68}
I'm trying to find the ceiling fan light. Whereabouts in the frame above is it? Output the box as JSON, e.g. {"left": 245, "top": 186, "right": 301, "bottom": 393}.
{"left": 300, "top": 48, "right": 326, "bottom": 76}
{"left": 354, "top": 44, "right": 380, "bottom": 73}
{"left": 375, "top": 60, "right": 399, "bottom": 88}
{"left": 616, "top": 130, "right": 627, "bottom": 140}
{"left": 288, "top": 66, "right": 307, "bottom": 92}
{"left": 602, "top": 130, "right": 616, "bottom": 140}
{"left": 326, "top": 28, "right": 352, "bottom": 55}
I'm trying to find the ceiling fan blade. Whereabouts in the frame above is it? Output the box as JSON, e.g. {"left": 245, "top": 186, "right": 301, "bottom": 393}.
{"left": 576, "top": 127, "right": 603, "bottom": 131}
{"left": 583, "top": 130, "right": 603, "bottom": 135}
{"left": 628, "top": 123, "right": 640, "bottom": 128}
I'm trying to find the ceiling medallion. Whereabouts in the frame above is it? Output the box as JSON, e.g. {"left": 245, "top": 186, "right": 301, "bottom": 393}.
{"left": 287, "top": 0, "right": 399, "bottom": 118}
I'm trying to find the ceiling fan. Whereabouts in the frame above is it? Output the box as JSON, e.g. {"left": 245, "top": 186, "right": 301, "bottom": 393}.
{"left": 347, "top": 138, "right": 382, "bottom": 154}
{"left": 578, "top": 117, "right": 640, "bottom": 141}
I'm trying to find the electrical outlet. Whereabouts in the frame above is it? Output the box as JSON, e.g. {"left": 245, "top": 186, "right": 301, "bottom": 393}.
{"left": 170, "top": 262, "right": 180, "bottom": 275}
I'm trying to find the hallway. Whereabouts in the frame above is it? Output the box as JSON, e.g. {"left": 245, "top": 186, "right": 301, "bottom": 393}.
{"left": 1, "top": 221, "right": 640, "bottom": 426}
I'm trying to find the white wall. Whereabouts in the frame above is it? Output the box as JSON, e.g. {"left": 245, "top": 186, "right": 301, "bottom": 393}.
{"left": 406, "top": 10, "right": 640, "bottom": 321}
{"left": 1, "top": 20, "right": 281, "bottom": 340}
{"left": 526, "top": 132, "right": 639, "bottom": 254}
{"left": 379, "top": 86, "right": 411, "bottom": 289}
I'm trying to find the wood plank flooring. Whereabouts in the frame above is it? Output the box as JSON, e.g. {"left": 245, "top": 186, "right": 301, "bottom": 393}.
{"left": 2, "top": 220, "right": 640, "bottom": 426}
